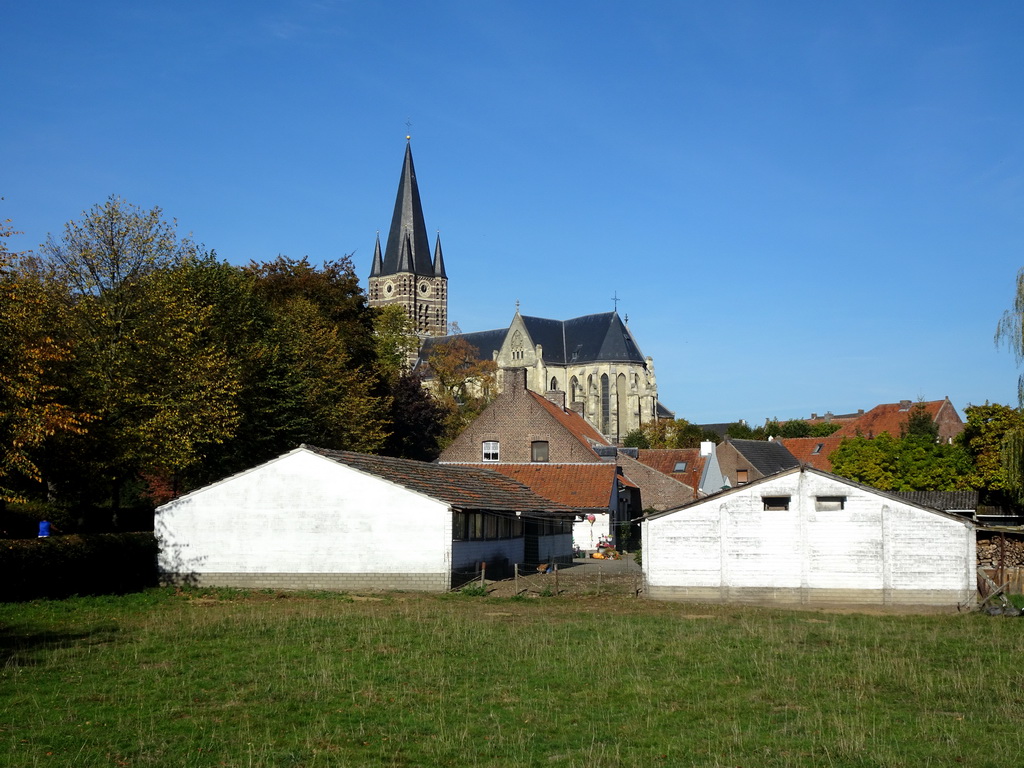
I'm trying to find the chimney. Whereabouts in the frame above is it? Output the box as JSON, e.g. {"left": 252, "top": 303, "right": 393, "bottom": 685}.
{"left": 700, "top": 441, "right": 715, "bottom": 457}
{"left": 501, "top": 367, "right": 528, "bottom": 393}
{"left": 545, "top": 390, "right": 566, "bottom": 408}
{"left": 570, "top": 401, "right": 585, "bottom": 416}
{"left": 899, "top": 400, "right": 911, "bottom": 411}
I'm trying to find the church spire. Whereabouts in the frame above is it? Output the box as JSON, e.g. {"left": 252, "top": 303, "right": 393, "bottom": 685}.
{"left": 370, "top": 232, "right": 383, "bottom": 277}
{"left": 381, "top": 142, "right": 433, "bottom": 276}
{"left": 432, "top": 232, "right": 446, "bottom": 278}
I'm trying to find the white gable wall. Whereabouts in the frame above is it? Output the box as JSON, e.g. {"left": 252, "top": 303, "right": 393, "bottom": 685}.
{"left": 156, "top": 449, "right": 453, "bottom": 591}
{"left": 643, "top": 470, "right": 976, "bottom": 608}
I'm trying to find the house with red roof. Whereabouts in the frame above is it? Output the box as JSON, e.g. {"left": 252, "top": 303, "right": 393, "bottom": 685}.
{"left": 439, "top": 368, "right": 693, "bottom": 549}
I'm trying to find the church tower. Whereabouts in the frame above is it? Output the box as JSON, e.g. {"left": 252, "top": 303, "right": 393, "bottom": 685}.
{"left": 368, "top": 141, "right": 448, "bottom": 338}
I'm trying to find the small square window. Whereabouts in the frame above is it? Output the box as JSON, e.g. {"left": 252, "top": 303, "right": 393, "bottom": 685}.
{"left": 482, "top": 441, "right": 500, "bottom": 462}
{"left": 531, "top": 441, "right": 549, "bottom": 462}
{"left": 673, "top": 461, "right": 688, "bottom": 472}
{"left": 736, "top": 469, "right": 748, "bottom": 485}
{"left": 762, "top": 496, "right": 790, "bottom": 511}
{"left": 811, "top": 443, "right": 824, "bottom": 455}
{"left": 815, "top": 496, "right": 846, "bottom": 511}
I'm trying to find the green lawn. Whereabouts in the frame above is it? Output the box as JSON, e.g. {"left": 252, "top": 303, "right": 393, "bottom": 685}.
{"left": 2, "top": 588, "right": 1022, "bottom": 767}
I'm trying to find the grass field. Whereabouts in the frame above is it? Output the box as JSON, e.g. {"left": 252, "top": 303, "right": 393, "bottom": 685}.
{"left": 2, "top": 588, "right": 1023, "bottom": 767}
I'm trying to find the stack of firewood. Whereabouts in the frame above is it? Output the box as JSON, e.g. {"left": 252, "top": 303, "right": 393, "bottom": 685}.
{"left": 977, "top": 535, "right": 1024, "bottom": 569}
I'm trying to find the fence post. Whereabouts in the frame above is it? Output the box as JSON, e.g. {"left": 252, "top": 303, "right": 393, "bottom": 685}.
{"left": 480, "top": 561, "right": 486, "bottom": 588}
{"left": 554, "top": 563, "right": 559, "bottom": 595}
{"left": 514, "top": 563, "right": 519, "bottom": 595}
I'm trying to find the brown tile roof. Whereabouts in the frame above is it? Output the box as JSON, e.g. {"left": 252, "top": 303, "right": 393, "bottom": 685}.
{"left": 446, "top": 462, "right": 618, "bottom": 511}
{"left": 776, "top": 436, "right": 845, "bottom": 473}
{"left": 831, "top": 399, "right": 949, "bottom": 439}
{"left": 635, "top": 449, "right": 707, "bottom": 493}
{"left": 527, "top": 391, "right": 609, "bottom": 457}
{"left": 306, "top": 446, "right": 577, "bottom": 514}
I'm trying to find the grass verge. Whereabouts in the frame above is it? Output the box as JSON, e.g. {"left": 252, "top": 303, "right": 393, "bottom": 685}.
{"left": 2, "top": 588, "right": 1023, "bottom": 767}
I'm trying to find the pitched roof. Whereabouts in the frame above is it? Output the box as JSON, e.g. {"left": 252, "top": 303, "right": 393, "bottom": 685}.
{"left": 646, "top": 465, "right": 977, "bottom": 525}
{"left": 417, "top": 311, "right": 648, "bottom": 369}
{"left": 378, "top": 143, "right": 436, "bottom": 278}
{"left": 306, "top": 446, "right": 576, "bottom": 514}
{"left": 527, "top": 390, "right": 609, "bottom": 455}
{"left": 448, "top": 463, "right": 618, "bottom": 511}
{"left": 831, "top": 399, "right": 956, "bottom": 439}
{"left": 726, "top": 439, "right": 800, "bottom": 475}
{"left": 636, "top": 448, "right": 707, "bottom": 492}
{"left": 522, "top": 311, "right": 646, "bottom": 366}
{"left": 776, "top": 436, "right": 846, "bottom": 473}
{"left": 893, "top": 490, "right": 979, "bottom": 513}
{"left": 417, "top": 328, "right": 507, "bottom": 368}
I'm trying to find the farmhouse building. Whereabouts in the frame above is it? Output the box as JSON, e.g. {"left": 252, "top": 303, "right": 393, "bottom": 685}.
{"left": 642, "top": 466, "right": 976, "bottom": 609}
{"left": 156, "top": 446, "right": 578, "bottom": 592}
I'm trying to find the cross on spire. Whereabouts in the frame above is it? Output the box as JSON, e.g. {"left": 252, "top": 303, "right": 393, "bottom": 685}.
{"left": 611, "top": 291, "right": 621, "bottom": 311}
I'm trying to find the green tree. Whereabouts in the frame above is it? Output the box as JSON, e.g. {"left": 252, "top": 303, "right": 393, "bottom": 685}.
{"left": 959, "top": 402, "right": 1024, "bottom": 504}
{"left": 27, "top": 198, "right": 240, "bottom": 509}
{"left": 995, "top": 275, "right": 1024, "bottom": 499}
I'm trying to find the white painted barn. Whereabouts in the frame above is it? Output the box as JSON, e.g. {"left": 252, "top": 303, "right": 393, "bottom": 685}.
{"left": 156, "top": 446, "right": 576, "bottom": 592}
{"left": 642, "top": 466, "right": 976, "bottom": 609}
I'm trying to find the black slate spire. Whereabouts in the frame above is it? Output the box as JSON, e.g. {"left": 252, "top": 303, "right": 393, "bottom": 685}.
{"left": 370, "top": 233, "right": 383, "bottom": 277}
{"left": 432, "top": 233, "right": 446, "bottom": 278}
{"left": 381, "top": 142, "right": 434, "bottom": 277}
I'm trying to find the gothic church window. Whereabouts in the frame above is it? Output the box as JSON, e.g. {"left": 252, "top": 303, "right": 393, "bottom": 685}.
{"left": 549, "top": 377, "right": 558, "bottom": 391}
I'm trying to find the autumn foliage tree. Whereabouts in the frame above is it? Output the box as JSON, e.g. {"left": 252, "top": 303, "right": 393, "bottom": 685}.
{"left": 426, "top": 335, "right": 497, "bottom": 446}
{"left": 23, "top": 197, "right": 240, "bottom": 510}
{"left": 0, "top": 216, "right": 88, "bottom": 501}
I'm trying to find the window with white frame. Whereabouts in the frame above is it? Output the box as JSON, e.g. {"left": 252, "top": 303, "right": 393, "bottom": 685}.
{"left": 482, "top": 441, "right": 500, "bottom": 462}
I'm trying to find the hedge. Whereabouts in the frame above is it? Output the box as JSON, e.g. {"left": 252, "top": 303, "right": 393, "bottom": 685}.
{"left": 0, "top": 533, "right": 159, "bottom": 602}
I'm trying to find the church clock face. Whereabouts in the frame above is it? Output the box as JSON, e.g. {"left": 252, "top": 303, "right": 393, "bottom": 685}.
{"left": 419, "top": 282, "right": 431, "bottom": 297}
{"left": 383, "top": 280, "right": 394, "bottom": 296}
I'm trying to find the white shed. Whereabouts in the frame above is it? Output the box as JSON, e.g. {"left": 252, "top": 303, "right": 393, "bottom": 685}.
{"left": 156, "top": 446, "right": 576, "bottom": 592}
{"left": 642, "top": 466, "right": 976, "bottom": 609}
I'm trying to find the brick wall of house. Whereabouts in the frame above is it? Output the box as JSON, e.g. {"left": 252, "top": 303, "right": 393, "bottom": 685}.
{"left": 616, "top": 455, "right": 694, "bottom": 511}
{"left": 439, "top": 369, "right": 601, "bottom": 463}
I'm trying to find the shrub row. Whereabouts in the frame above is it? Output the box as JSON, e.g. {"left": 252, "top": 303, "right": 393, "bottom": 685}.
{"left": 0, "top": 533, "right": 159, "bottom": 602}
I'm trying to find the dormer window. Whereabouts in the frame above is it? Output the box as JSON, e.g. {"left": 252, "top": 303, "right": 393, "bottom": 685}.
{"left": 482, "top": 441, "right": 500, "bottom": 462}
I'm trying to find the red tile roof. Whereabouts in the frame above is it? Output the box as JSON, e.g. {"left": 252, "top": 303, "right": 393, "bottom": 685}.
{"left": 449, "top": 462, "right": 618, "bottom": 511}
{"left": 776, "top": 436, "right": 845, "bottom": 473}
{"left": 527, "top": 391, "right": 609, "bottom": 457}
{"left": 636, "top": 448, "right": 707, "bottom": 493}
{"left": 830, "top": 399, "right": 950, "bottom": 439}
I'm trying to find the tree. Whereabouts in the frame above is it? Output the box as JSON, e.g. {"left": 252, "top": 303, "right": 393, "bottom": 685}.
{"left": 0, "top": 217, "right": 88, "bottom": 501}
{"left": 381, "top": 371, "right": 447, "bottom": 461}
{"left": 27, "top": 198, "right": 240, "bottom": 509}
{"left": 959, "top": 402, "right": 1024, "bottom": 505}
{"left": 830, "top": 430, "right": 971, "bottom": 492}
{"left": 372, "top": 304, "right": 418, "bottom": 382}
{"left": 426, "top": 336, "right": 497, "bottom": 446}
{"left": 995, "top": 275, "right": 1024, "bottom": 498}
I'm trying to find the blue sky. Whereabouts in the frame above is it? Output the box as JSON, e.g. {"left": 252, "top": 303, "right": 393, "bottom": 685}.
{"left": 5, "top": 1, "right": 1024, "bottom": 425}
